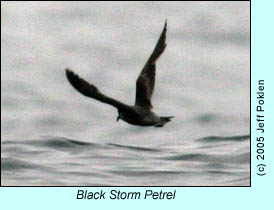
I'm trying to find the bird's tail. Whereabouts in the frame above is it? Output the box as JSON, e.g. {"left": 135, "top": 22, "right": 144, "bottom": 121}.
{"left": 160, "top": 116, "right": 174, "bottom": 122}
{"left": 155, "top": 116, "right": 174, "bottom": 127}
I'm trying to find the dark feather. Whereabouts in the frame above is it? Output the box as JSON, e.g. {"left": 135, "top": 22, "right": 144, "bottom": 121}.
{"left": 135, "top": 20, "right": 167, "bottom": 110}
{"left": 65, "top": 69, "right": 132, "bottom": 112}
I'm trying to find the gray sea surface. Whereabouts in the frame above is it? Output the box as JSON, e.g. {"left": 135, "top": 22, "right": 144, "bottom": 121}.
{"left": 1, "top": 2, "right": 250, "bottom": 186}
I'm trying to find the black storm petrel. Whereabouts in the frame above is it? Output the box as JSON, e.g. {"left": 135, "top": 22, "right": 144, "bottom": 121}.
{"left": 66, "top": 21, "right": 174, "bottom": 127}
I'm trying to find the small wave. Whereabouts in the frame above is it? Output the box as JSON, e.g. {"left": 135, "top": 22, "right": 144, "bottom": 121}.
{"left": 41, "top": 138, "right": 92, "bottom": 148}
{"left": 161, "top": 153, "right": 210, "bottom": 161}
{"left": 160, "top": 152, "right": 250, "bottom": 164}
{"left": 2, "top": 137, "right": 103, "bottom": 152}
{"left": 197, "top": 135, "right": 250, "bottom": 142}
{"left": 107, "top": 143, "right": 161, "bottom": 152}
{"left": 1, "top": 158, "right": 38, "bottom": 171}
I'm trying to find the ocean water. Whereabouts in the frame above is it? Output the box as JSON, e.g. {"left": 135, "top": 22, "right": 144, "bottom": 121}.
{"left": 1, "top": 2, "right": 250, "bottom": 186}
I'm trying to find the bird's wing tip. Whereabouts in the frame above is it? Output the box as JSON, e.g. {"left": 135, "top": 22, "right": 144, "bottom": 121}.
{"left": 65, "top": 69, "right": 77, "bottom": 78}
{"left": 65, "top": 68, "right": 72, "bottom": 73}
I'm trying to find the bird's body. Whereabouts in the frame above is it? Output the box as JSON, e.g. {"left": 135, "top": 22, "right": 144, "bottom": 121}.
{"left": 117, "top": 106, "right": 168, "bottom": 127}
{"left": 66, "top": 21, "right": 174, "bottom": 127}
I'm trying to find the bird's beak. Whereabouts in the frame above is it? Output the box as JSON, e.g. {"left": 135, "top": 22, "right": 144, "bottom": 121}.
{"left": 116, "top": 116, "right": 120, "bottom": 122}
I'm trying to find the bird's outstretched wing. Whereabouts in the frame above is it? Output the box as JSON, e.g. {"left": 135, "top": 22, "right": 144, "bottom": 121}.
{"left": 66, "top": 69, "right": 132, "bottom": 112}
{"left": 135, "top": 20, "right": 167, "bottom": 110}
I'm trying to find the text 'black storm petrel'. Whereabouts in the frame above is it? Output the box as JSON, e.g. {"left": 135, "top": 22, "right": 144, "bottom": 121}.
{"left": 66, "top": 21, "right": 174, "bottom": 127}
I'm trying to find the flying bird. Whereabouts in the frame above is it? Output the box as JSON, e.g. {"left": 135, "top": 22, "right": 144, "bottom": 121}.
{"left": 66, "top": 21, "right": 173, "bottom": 127}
